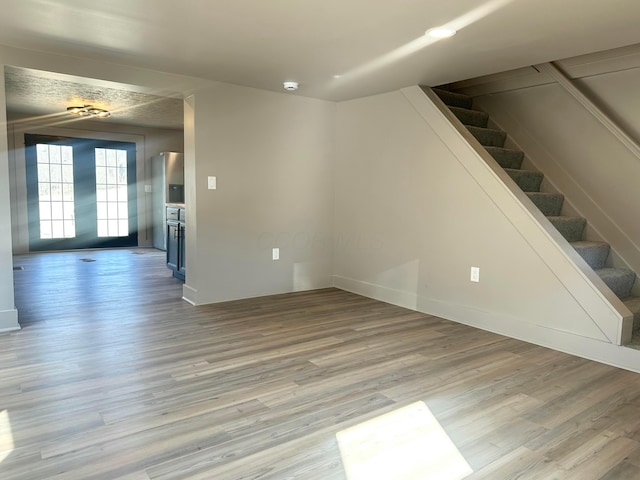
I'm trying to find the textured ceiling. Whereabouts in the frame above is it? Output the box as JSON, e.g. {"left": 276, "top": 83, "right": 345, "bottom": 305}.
{"left": 5, "top": 69, "right": 184, "bottom": 130}
{"left": 1, "top": 1, "right": 640, "bottom": 103}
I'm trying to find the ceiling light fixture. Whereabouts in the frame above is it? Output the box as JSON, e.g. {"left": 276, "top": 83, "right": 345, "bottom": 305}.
{"left": 67, "top": 105, "right": 111, "bottom": 118}
{"left": 425, "top": 27, "right": 457, "bottom": 39}
{"left": 283, "top": 81, "right": 299, "bottom": 91}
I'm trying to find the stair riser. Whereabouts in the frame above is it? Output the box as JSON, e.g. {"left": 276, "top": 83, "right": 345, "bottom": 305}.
{"left": 626, "top": 298, "right": 640, "bottom": 333}
{"left": 468, "top": 127, "right": 506, "bottom": 147}
{"left": 598, "top": 271, "right": 636, "bottom": 299}
{"left": 573, "top": 244, "right": 609, "bottom": 270}
{"left": 527, "top": 193, "right": 563, "bottom": 216}
{"left": 505, "top": 170, "right": 543, "bottom": 192}
{"left": 485, "top": 147, "right": 524, "bottom": 169}
{"left": 450, "top": 107, "right": 489, "bottom": 128}
{"left": 548, "top": 217, "right": 586, "bottom": 242}
{"left": 432, "top": 88, "right": 473, "bottom": 109}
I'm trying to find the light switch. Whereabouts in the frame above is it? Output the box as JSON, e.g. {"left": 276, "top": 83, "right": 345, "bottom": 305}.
{"left": 272, "top": 248, "right": 279, "bottom": 260}
{"left": 144, "top": 184, "right": 152, "bottom": 193}
{"left": 470, "top": 267, "right": 480, "bottom": 282}
{"left": 208, "top": 176, "right": 217, "bottom": 190}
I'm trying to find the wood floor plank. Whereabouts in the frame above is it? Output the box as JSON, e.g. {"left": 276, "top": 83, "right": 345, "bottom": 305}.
{"left": 464, "top": 445, "right": 548, "bottom": 480}
{"left": 40, "top": 399, "right": 265, "bottom": 460}
{"left": 3, "top": 248, "right": 640, "bottom": 479}
{"left": 600, "top": 460, "right": 640, "bottom": 480}
{"left": 561, "top": 436, "right": 640, "bottom": 479}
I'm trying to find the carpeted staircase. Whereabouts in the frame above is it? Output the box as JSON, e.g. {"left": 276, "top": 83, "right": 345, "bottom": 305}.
{"left": 431, "top": 87, "right": 640, "bottom": 344}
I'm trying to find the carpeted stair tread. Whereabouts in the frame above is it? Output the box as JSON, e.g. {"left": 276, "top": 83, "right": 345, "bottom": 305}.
{"left": 449, "top": 106, "right": 489, "bottom": 128}
{"left": 622, "top": 296, "right": 640, "bottom": 333}
{"left": 595, "top": 268, "right": 636, "bottom": 299}
{"left": 571, "top": 241, "right": 610, "bottom": 270}
{"left": 485, "top": 146, "right": 524, "bottom": 169}
{"left": 504, "top": 169, "right": 544, "bottom": 192}
{"left": 431, "top": 88, "right": 473, "bottom": 109}
{"left": 547, "top": 216, "right": 586, "bottom": 242}
{"left": 466, "top": 125, "right": 507, "bottom": 147}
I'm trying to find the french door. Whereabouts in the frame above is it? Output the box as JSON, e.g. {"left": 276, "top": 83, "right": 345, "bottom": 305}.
{"left": 25, "top": 134, "right": 138, "bottom": 251}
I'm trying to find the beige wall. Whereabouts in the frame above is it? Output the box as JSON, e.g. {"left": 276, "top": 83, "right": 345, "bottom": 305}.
{"left": 7, "top": 114, "right": 184, "bottom": 253}
{"left": 183, "top": 82, "right": 335, "bottom": 305}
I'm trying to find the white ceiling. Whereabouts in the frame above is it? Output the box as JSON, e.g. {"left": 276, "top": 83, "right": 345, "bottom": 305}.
{"left": 1, "top": 0, "right": 640, "bottom": 127}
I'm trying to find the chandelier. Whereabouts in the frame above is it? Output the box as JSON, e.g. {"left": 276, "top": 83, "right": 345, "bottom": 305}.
{"left": 66, "top": 105, "right": 111, "bottom": 118}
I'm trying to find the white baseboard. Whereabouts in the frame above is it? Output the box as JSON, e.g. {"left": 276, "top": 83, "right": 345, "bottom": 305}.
{"left": 181, "top": 296, "right": 196, "bottom": 306}
{"left": 332, "top": 275, "right": 640, "bottom": 373}
{"left": 332, "top": 275, "right": 419, "bottom": 311}
{"left": 0, "top": 308, "right": 20, "bottom": 332}
{"left": 182, "top": 284, "right": 197, "bottom": 305}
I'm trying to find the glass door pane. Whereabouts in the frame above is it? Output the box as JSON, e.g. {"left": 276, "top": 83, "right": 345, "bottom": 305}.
{"left": 95, "top": 148, "right": 129, "bottom": 238}
{"left": 36, "top": 143, "right": 75, "bottom": 239}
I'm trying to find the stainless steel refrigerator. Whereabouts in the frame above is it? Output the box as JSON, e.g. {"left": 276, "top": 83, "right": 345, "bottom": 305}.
{"left": 151, "top": 152, "right": 184, "bottom": 250}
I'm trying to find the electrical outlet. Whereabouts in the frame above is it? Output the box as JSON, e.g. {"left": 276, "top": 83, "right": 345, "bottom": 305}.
{"left": 470, "top": 267, "right": 480, "bottom": 282}
{"left": 208, "top": 176, "right": 217, "bottom": 190}
{"left": 272, "top": 248, "right": 279, "bottom": 260}
{"left": 144, "top": 184, "right": 152, "bottom": 193}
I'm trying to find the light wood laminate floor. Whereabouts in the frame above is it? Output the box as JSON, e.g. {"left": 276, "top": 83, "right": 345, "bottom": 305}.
{"left": 4, "top": 248, "right": 640, "bottom": 479}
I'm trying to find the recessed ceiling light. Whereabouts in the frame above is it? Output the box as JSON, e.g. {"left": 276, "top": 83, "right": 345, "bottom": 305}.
{"left": 333, "top": 75, "right": 342, "bottom": 79}
{"left": 283, "top": 81, "right": 298, "bottom": 91}
{"left": 426, "top": 27, "right": 457, "bottom": 39}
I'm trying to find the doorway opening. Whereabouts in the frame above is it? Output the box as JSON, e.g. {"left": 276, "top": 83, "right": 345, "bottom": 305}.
{"left": 5, "top": 66, "right": 186, "bottom": 329}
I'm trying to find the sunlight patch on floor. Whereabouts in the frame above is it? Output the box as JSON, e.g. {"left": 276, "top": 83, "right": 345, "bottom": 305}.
{"left": 0, "top": 410, "right": 15, "bottom": 463}
{"left": 337, "top": 401, "right": 472, "bottom": 480}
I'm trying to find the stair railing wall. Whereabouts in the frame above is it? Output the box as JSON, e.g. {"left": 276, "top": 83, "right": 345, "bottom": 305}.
{"left": 409, "top": 86, "right": 632, "bottom": 345}
{"left": 468, "top": 67, "right": 640, "bottom": 298}
{"left": 535, "top": 63, "right": 640, "bottom": 287}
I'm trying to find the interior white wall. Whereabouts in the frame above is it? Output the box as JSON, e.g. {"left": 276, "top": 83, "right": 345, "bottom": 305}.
{"left": 183, "top": 82, "right": 335, "bottom": 305}
{"left": 333, "top": 87, "right": 640, "bottom": 369}
{"left": 7, "top": 113, "right": 183, "bottom": 253}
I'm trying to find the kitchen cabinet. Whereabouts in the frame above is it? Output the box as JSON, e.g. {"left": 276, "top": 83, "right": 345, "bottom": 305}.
{"left": 166, "top": 207, "right": 185, "bottom": 281}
